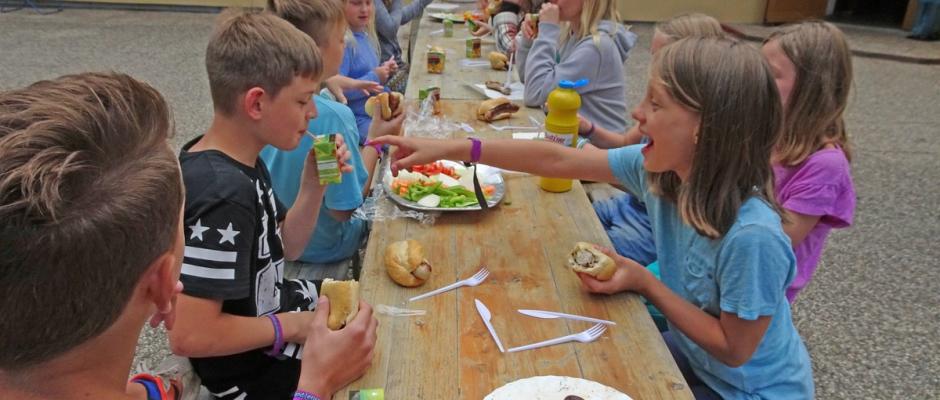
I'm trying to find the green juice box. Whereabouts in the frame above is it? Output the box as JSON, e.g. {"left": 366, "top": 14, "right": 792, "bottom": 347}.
{"left": 313, "top": 134, "right": 342, "bottom": 185}
{"left": 443, "top": 19, "right": 454, "bottom": 37}
{"left": 348, "top": 389, "right": 384, "bottom": 400}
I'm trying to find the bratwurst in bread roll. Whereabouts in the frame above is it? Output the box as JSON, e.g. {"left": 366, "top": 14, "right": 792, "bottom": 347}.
{"left": 320, "top": 279, "right": 360, "bottom": 330}
{"left": 476, "top": 97, "right": 519, "bottom": 122}
{"left": 385, "top": 240, "right": 433, "bottom": 287}
{"left": 567, "top": 242, "right": 616, "bottom": 281}
{"left": 365, "top": 91, "right": 404, "bottom": 120}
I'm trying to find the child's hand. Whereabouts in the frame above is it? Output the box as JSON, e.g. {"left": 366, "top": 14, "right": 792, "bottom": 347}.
{"left": 539, "top": 3, "right": 559, "bottom": 25}
{"left": 521, "top": 14, "right": 537, "bottom": 40}
{"left": 577, "top": 114, "right": 592, "bottom": 135}
{"left": 297, "top": 297, "right": 379, "bottom": 398}
{"left": 576, "top": 246, "right": 652, "bottom": 295}
{"left": 382, "top": 57, "right": 399, "bottom": 74}
{"left": 325, "top": 76, "right": 384, "bottom": 104}
{"left": 471, "top": 20, "right": 492, "bottom": 36}
{"left": 366, "top": 136, "right": 458, "bottom": 175}
{"left": 367, "top": 101, "right": 406, "bottom": 140}
{"left": 374, "top": 64, "right": 391, "bottom": 83}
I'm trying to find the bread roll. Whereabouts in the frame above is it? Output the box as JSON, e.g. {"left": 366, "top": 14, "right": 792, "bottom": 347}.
{"left": 566, "top": 242, "right": 616, "bottom": 281}
{"left": 385, "top": 240, "right": 433, "bottom": 287}
{"left": 320, "top": 279, "right": 360, "bottom": 330}
{"left": 489, "top": 51, "right": 508, "bottom": 71}
{"left": 364, "top": 91, "right": 404, "bottom": 120}
{"left": 476, "top": 97, "right": 519, "bottom": 122}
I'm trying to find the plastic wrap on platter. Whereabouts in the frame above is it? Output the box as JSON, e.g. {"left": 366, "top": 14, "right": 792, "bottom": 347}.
{"left": 353, "top": 182, "right": 439, "bottom": 224}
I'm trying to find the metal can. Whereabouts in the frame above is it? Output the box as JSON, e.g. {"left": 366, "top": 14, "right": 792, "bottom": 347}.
{"left": 466, "top": 38, "right": 482, "bottom": 58}
{"left": 443, "top": 19, "right": 453, "bottom": 37}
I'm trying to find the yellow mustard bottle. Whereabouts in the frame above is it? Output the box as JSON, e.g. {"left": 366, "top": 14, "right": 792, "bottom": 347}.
{"left": 539, "top": 79, "right": 588, "bottom": 192}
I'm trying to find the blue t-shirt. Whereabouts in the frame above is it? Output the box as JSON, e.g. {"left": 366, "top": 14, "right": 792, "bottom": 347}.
{"left": 608, "top": 145, "right": 814, "bottom": 399}
{"left": 260, "top": 94, "right": 368, "bottom": 264}
{"left": 340, "top": 30, "right": 382, "bottom": 145}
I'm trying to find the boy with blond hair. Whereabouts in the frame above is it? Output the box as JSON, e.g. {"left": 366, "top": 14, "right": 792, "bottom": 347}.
{"left": 263, "top": 0, "right": 404, "bottom": 268}
{"left": 169, "top": 10, "right": 377, "bottom": 400}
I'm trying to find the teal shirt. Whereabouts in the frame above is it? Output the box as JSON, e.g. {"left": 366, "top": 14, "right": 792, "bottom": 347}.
{"left": 261, "top": 94, "right": 368, "bottom": 264}
{"left": 608, "top": 145, "right": 814, "bottom": 399}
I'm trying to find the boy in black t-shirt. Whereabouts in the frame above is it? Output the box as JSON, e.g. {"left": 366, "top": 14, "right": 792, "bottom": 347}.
{"left": 169, "top": 10, "right": 378, "bottom": 400}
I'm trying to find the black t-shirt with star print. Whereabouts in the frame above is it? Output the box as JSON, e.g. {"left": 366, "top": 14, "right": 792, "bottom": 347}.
{"left": 179, "top": 136, "right": 297, "bottom": 386}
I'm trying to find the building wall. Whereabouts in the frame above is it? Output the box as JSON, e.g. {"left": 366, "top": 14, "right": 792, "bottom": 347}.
{"left": 62, "top": 0, "right": 265, "bottom": 7}
{"left": 617, "top": 0, "right": 767, "bottom": 23}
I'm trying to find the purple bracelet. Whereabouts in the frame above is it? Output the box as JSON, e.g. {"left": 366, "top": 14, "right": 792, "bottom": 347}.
{"left": 467, "top": 137, "right": 482, "bottom": 163}
{"left": 293, "top": 390, "right": 322, "bottom": 400}
{"left": 264, "top": 314, "right": 284, "bottom": 358}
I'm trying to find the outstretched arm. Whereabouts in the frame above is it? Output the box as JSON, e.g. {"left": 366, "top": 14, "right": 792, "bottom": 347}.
{"left": 368, "top": 136, "right": 618, "bottom": 185}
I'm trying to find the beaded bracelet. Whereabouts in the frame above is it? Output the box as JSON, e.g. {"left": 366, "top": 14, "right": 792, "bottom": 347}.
{"left": 293, "top": 390, "right": 322, "bottom": 400}
{"left": 264, "top": 314, "right": 284, "bottom": 358}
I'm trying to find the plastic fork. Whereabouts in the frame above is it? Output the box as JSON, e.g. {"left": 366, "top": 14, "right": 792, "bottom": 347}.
{"left": 409, "top": 267, "right": 490, "bottom": 302}
{"left": 488, "top": 124, "right": 537, "bottom": 131}
{"left": 507, "top": 323, "right": 607, "bottom": 353}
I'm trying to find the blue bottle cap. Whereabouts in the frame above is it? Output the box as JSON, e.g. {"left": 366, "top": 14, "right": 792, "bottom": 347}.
{"left": 559, "top": 79, "right": 589, "bottom": 89}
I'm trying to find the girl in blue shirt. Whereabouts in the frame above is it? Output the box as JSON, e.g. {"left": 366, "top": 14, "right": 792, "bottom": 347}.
{"left": 340, "top": 0, "right": 398, "bottom": 144}
{"left": 370, "top": 37, "right": 813, "bottom": 399}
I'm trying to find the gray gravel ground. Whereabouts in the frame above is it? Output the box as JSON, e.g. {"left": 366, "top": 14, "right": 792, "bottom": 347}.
{"left": 1, "top": 8, "right": 938, "bottom": 399}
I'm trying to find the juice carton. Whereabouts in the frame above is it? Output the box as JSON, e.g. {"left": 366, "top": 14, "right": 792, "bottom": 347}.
{"left": 313, "top": 134, "right": 342, "bottom": 185}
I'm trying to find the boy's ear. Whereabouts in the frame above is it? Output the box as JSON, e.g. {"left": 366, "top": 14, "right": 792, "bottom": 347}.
{"left": 143, "top": 250, "right": 183, "bottom": 327}
{"left": 243, "top": 87, "right": 266, "bottom": 121}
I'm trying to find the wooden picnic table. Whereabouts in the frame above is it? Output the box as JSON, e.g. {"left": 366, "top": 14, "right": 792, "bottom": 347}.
{"left": 404, "top": 14, "right": 510, "bottom": 101}
{"left": 336, "top": 14, "right": 692, "bottom": 400}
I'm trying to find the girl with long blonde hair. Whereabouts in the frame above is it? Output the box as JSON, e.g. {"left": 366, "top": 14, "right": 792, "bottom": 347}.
{"left": 515, "top": 0, "right": 637, "bottom": 133}
{"left": 763, "top": 21, "right": 856, "bottom": 301}
{"left": 369, "top": 37, "right": 814, "bottom": 398}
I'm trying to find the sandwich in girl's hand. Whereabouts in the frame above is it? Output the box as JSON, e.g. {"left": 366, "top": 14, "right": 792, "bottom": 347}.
{"left": 365, "top": 92, "right": 405, "bottom": 121}
{"left": 567, "top": 242, "right": 616, "bottom": 281}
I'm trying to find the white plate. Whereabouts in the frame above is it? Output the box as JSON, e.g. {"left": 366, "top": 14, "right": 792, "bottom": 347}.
{"left": 485, "top": 376, "right": 633, "bottom": 400}
{"left": 427, "top": 12, "right": 465, "bottom": 23}
{"left": 384, "top": 160, "right": 504, "bottom": 211}
{"left": 470, "top": 82, "right": 525, "bottom": 101}
{"left": 426, "top": 3, "right": 460, "bottom": 11}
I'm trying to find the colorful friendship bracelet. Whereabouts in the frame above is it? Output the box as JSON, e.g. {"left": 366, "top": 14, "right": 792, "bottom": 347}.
{"left": 293, "top": 390, "right": 322, "bottom": 400}
{"left": 264, "top": 314, "right": 284, "bottom": 358}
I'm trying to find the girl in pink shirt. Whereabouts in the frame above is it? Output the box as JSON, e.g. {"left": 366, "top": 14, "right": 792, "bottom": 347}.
{"left": 762, "top": 21, "right": 857, "bottom": 301}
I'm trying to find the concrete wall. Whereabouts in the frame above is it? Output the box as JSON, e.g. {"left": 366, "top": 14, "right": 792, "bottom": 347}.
{"left": 617, "top": 0, "right": 767, "bottom": 23}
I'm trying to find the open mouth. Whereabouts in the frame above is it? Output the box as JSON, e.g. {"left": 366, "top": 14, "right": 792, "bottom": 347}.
{"left": 641, "top": 139, "right": 654, "bottom": 155}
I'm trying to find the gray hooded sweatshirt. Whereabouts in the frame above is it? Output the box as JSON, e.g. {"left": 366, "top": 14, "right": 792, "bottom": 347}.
{"left": 375, "top": 0, "right": 434, "bottom": 65}
{"left": 516, "top": 20, "right": 636, "bottom": 133}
